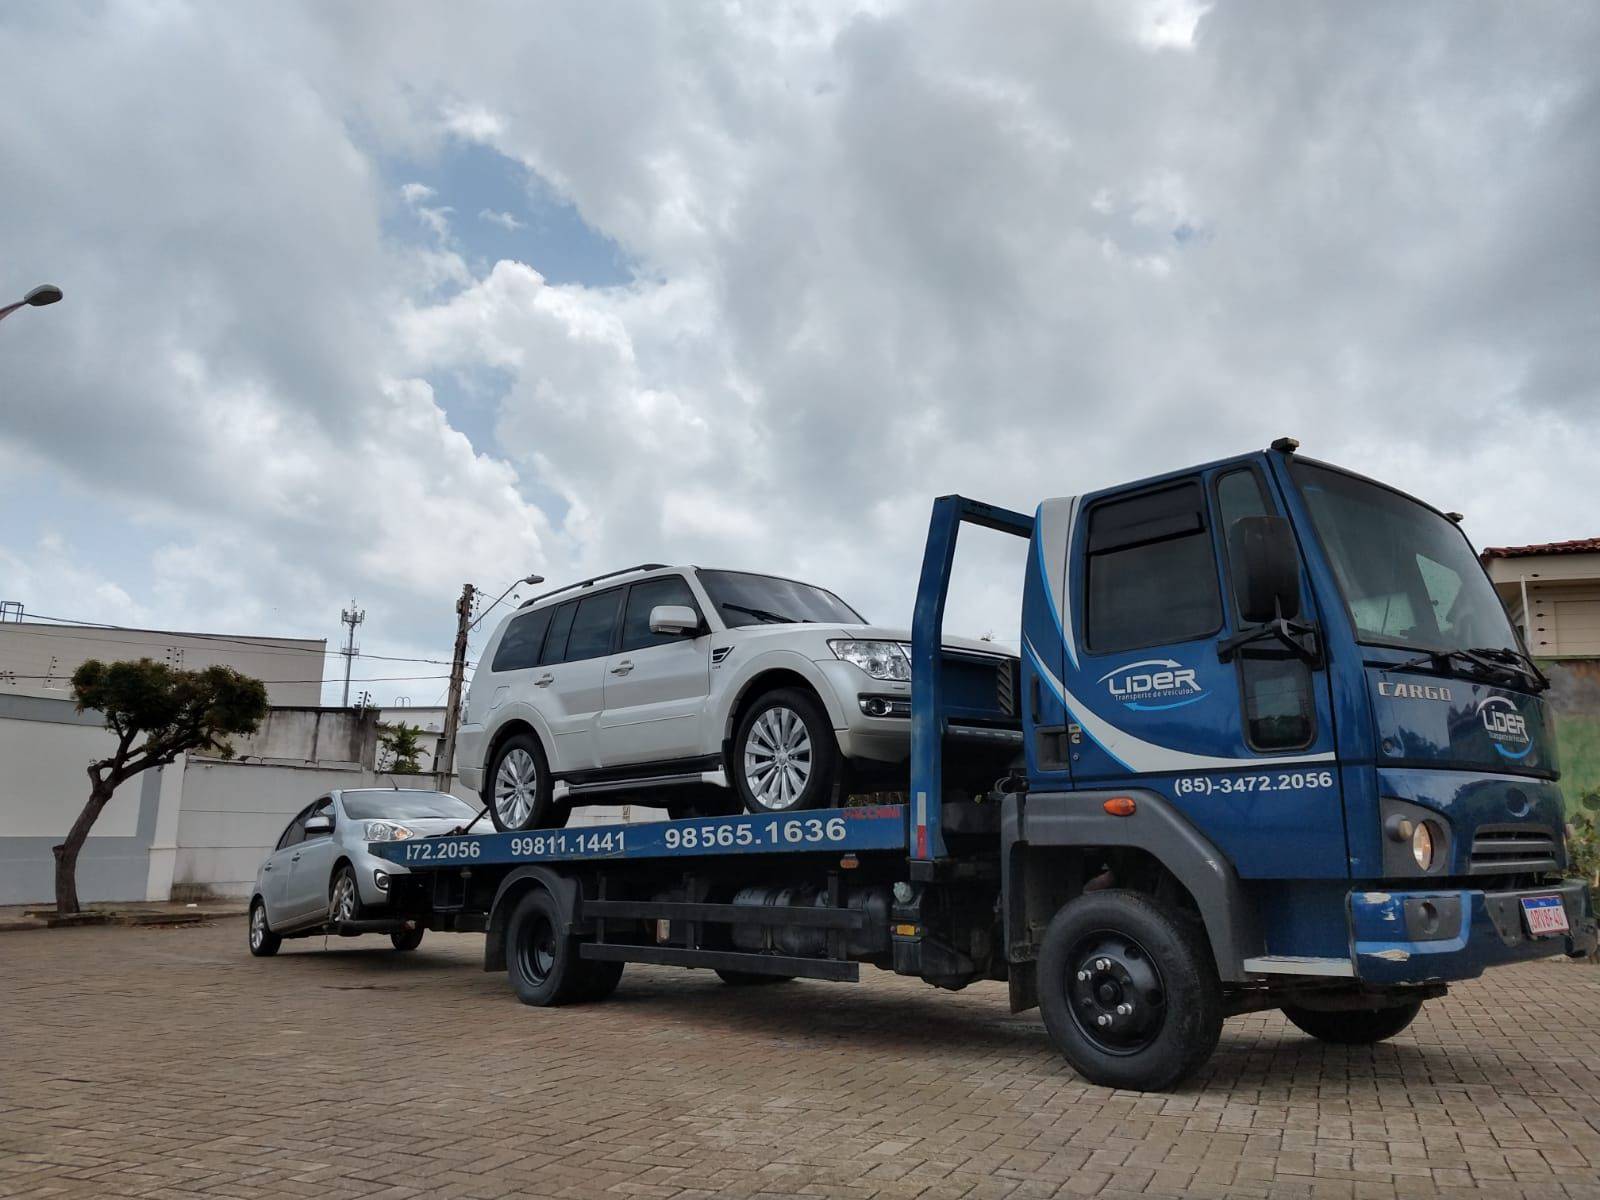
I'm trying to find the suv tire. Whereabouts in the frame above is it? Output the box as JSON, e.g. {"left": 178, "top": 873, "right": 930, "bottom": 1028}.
{"left": 486, "top": 732, "right": 565, "bottom": 832}
{"left": 732, "top": 688, "right": 842, "bottom": 814}
{"left": 1282, "top": 1000, "right": 1422, "bottom": 1044}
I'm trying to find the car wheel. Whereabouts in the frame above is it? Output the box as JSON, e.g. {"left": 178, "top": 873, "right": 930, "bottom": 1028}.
{"left": 486, "top": 733, "right": 563, "bottom": 831}
{"left": 1281, "top": 1000, "right": 1423, "bottom": 1044}
{"left": 329, "top": 864, "right": 364, "bottom": 926}
{"left": 1037, "top": 890, "right": 1222, "bottom": 1092}
{"left": 390, "top": 925, "right": 425, "bottom": 952}
{"left": 248, "top": 898, "right": 281, "bottom": 957}
{"left": 732, "top": 688, "right": 841, "bottom": 814}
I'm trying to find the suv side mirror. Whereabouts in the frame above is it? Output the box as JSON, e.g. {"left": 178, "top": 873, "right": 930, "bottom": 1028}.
{"left": 649, "top": 604, "right": 700, "bottom": 636}
{"left": 1228, "top": 515, "right": 1301, "bottom": 623}
{"left": 303, "top": 814, "right": 333, "bottom": 836}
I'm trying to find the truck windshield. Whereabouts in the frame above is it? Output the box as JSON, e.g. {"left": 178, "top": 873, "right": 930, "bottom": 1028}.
{"left": 697, "top": 569, "right": 865, "bottom": 627}
{"left": 1290, "top": 462, "right": 1519, "bottom": 656}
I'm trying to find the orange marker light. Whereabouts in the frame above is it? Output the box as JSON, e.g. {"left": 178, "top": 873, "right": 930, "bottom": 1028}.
{"left": 1103, "top": 796, "right": 1137, "bottom": 817}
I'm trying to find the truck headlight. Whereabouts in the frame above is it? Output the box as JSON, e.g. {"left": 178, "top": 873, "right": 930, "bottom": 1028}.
{"left": 365, "top": 820, "right": 416, "bottom": 842}
{"left": 1411, "top": 821, "right": 1435, "bottom": 871}
{"left": 829, "top": 640, "right": 911, "bottom": 681}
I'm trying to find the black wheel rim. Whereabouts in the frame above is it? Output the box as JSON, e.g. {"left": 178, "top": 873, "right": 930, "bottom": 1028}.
{"left": 517, "top": 912, "right": 556, "bottom": 984}
{"left": 1065, "top": 929, "right": 1167, "bottom": 1055}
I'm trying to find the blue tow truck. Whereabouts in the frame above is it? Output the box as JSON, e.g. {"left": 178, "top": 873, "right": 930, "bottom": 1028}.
{"left": 373, "top": 439, "right": 1595, "bottom": 1090}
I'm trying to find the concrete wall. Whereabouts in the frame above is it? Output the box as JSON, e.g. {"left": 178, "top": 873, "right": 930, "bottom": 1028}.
{"left": 0, "top": 693, "right": 173, "bottom": 905}
{"left": 0, "top": 621, "right": 326, "bottom": 706}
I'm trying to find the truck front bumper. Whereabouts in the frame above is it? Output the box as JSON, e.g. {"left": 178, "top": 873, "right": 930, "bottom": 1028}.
{"left": 1350, "top": 879, "right": 1596, "bottom": 985}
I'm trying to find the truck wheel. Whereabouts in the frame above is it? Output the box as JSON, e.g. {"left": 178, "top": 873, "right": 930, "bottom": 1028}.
{"left": 505, "top": 888, "right": 585, "bottom": 1006}
{"left": 1037, "top": 890, "right": 1222, "bottom": 1092}
{"left": 1282, "top": 1000, "right": 1422, "bottom": 1044}
{"left": 577, "top": 958, "right": 625, "bottom": 1001}
{"left": 733, "top": 688, "right": 841, "bottom": 814}
{"left": 390, "top": 926, "right": 425, "bottom": 952}
{"left": 486, "top": 733, "right": 561, "bottom": 832}
{"left": 715, "top": 969, "right": 796, "bottom": 985}
{"left": 248, "top": 899, "right": 281, "bottom": 957}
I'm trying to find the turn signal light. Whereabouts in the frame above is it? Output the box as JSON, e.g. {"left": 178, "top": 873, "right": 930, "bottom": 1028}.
{"left": 1103, "top": 796, "right": 1137, "bottom": 817}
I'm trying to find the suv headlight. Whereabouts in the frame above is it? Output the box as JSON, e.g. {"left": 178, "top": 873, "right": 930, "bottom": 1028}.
{"left": 365, "top": 820, "right": 416, "bottom": 842}
{"left": 829, "top": 640, "right": 911, "bottom": 681}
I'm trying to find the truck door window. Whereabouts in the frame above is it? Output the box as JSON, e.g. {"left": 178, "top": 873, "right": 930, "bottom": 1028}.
{"left": 565, "top": 589, "right": 625, "bottom": 662}
{"left": 1085, "top": 482, "right": 1221, "bottom": 653}
{"left": 539, "top": 601, "right": 579, "bottom": 666}
{"left": 492, "top": 606, "right": 555, "bottom": 672}
{"left": 1214, "top": 467, "right": 1316, "bottom": 752}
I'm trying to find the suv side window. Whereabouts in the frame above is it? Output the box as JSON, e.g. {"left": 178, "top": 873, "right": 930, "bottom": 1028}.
{"left": 620, "top": 576, "right": 702, "bottom": 652}
{"left": 564, "top": 589, "right": 625, "bottom": 662}
{"left": 1085, "top": 481, "right": 1221, "bottom": 653}
{"left": 493, "top": 606, "right": 555, "bottom": 672}
{"left": 539, "top": 601, "right": 579, "bottom": 666}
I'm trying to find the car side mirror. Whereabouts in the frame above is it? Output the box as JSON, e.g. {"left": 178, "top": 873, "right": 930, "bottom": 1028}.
{"left": 304, "top": 814, "right": 333, "bottom": 836}
{"left": 1228, "top": 515, "right": 1302, "bottom": 624}
{"left": 648, "top": 604, "right": 700, "bottom": 636}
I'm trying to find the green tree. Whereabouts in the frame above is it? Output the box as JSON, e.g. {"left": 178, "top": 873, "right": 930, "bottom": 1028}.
{"left": 379, "top": 722, "right": 425, "bottom": 775}
{"left": 60, "top": 659, "right": 268, "bottom": 916}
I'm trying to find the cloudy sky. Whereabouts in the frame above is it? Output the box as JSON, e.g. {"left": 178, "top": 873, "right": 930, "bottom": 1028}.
{"left": 2, "top": 1, "right": 1596, "bottom": 704}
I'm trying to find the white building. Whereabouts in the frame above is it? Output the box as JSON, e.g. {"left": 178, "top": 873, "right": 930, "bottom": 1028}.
{"left": 0, "top": 620, "right": 327, "bottom": 706}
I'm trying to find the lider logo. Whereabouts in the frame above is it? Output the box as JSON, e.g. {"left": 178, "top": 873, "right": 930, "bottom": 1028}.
{"left": 1478, "top": 696, "right": 1532, "bottom": 760}
{"left": 1099, "top": 659, "right": 1206, "bottom": 711}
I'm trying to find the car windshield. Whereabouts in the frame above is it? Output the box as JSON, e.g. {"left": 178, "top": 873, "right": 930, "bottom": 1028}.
{"left": 1290, "top": 462, "right": 1520, "bottom": 656}
{"left": 697, "top": 569, "right": 865, "bottom": 627}
{"left": 339, "top": 791, "right": 478, "bottom": 821}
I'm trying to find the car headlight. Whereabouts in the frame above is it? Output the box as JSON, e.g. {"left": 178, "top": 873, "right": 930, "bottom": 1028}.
{"left": 829, "top": 640, "right": 911, "bottom": 681}
{"left": 365, "top": 821, "right": 416, "bottom": 842}
{"left": 1411, "top": 821, "right": 1435, "bottom": 871}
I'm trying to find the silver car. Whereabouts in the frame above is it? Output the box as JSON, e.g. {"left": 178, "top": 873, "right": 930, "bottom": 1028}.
{"left": 247, "top": 788, "right": 478, "bottom": 957}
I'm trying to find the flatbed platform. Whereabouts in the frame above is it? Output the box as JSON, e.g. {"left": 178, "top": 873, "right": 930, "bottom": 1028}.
{"left": 369, "top": 803, "right": 910, "bottom": 869}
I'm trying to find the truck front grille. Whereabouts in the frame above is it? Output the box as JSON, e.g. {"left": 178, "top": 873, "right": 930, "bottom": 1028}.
{"left": 1469, "top": 825, "right": 1558, "bottom": 875}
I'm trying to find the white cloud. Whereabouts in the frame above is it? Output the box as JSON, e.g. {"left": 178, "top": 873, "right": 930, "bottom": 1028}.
{"left": 2, "top": 0, "right": 1598, "bottom": 701}
{"left": 478, "top": 208, "right": 524, "bottom": 231}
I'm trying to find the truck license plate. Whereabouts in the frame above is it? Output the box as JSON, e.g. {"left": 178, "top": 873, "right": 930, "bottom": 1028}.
{"left": 1520, "top": 895, "right": 1569, "bottom": 937}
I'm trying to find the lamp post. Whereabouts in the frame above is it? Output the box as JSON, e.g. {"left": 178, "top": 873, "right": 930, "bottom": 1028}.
{"left": 0, "top": 284, "right": 63, "bottom": 325}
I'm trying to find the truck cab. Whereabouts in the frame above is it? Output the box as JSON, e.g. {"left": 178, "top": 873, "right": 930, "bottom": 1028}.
{"left": 1008, "top": 440, "right": 1592, "bottom": 1007}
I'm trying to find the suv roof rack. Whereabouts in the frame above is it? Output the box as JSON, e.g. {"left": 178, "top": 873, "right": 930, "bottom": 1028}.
{"left": 517, "top": 563, "right": 671, "bottom": 610}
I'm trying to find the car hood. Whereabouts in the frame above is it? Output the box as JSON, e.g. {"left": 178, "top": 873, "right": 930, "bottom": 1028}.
{"left": 356, "top": 814, "right": 480, "bottom": 841}
{"left": 718, "top": 621, "right": 1015, "bottom": 657}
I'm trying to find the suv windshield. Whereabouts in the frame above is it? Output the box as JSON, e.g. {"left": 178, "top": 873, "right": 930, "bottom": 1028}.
{"left": 1291, "top": 462, "right": 1519, "bottom": 656}
{"left": 697, "top": 569, "right": 864, "bottom": 628}
{"left": 340, "top": 791, "right": 477, "bottom": 821}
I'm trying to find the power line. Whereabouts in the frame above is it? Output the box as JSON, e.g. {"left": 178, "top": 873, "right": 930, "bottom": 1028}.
{"left": 0, "top": 672, "right": 452, "bottom": 685}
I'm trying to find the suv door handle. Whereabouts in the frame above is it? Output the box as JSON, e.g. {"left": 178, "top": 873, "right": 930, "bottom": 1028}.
{"left": 291, "top": 853, "right": 302, "bottom": 862}
{"left": 263, "top": 863, "right": 274, "bottom": 872}
{"left": 533, "top": 672, "right": 555, "bottom": 687}
{"left": 609, "top": 660, "right": 634, "bottom": 676}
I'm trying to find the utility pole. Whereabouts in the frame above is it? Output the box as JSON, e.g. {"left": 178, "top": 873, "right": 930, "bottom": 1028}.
{"left": 339, "top": 604, "right": 365, "bottom": 707}
{"left": 437, "top": 583, "right": 476, "bottom": 790}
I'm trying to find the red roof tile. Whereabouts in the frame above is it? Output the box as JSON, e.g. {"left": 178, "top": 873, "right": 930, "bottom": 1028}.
{"left": 1480, "top": 538, "right": 1600, "bottom": 559}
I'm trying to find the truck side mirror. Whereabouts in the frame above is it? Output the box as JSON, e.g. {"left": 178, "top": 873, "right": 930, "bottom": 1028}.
{"left": 1228, "top": 515, "right": 1301, "bottom": 624}
{"left": 648, "top": 604, "right": 700, "bottom": 636}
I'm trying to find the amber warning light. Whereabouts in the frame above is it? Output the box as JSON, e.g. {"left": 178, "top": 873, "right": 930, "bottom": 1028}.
{"left": 1103, "top": 796, "right": 1137, "bottom": 817}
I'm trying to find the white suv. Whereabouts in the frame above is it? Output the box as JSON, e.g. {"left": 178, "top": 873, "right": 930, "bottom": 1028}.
{"left": 458, "top": 565, "right": 1017, "bottom": 830}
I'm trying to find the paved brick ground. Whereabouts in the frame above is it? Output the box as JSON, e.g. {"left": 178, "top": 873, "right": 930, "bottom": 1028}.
{"left": 3, "top": 922, "right": 1598, "bottom": 1199}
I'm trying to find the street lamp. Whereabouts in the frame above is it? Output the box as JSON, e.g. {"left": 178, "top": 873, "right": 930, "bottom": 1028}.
{"left": 469, "top": 573, "right": 545, "bottom": 632}
{"left": 0, "top": 284, "right": 63, "bottom": 325}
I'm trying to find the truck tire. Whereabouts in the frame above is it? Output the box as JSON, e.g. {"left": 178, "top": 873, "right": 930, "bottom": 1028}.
{"left": 578, "top": 958, "right": 625, "bottom": 1001}
{"left": 1037, "top": 890, "right": 1222, "bottom": 1092}
{"left": 505, "top": 888, "right": 586, "bottom": 1006}
{"left": 390, "top": 926, "right": 425, "bottom": 952}
{"left": 486, "top": 732, "right": 564, "bottom": 832}
{"left": 732, "top": 688, "right": 841, "bottom": 814}
{"left": 1282, "top": 1000, "right": 1422, "bottom": 1044}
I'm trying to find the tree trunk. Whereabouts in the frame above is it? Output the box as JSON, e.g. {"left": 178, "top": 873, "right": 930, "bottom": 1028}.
{"left": 53, "top": 777, "right": 118, "bottom": 917}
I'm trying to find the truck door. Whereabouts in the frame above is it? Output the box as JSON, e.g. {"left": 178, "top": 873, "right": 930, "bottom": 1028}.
{"left": 1046, "top": 467, "right": 1346, "bottom": 879}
